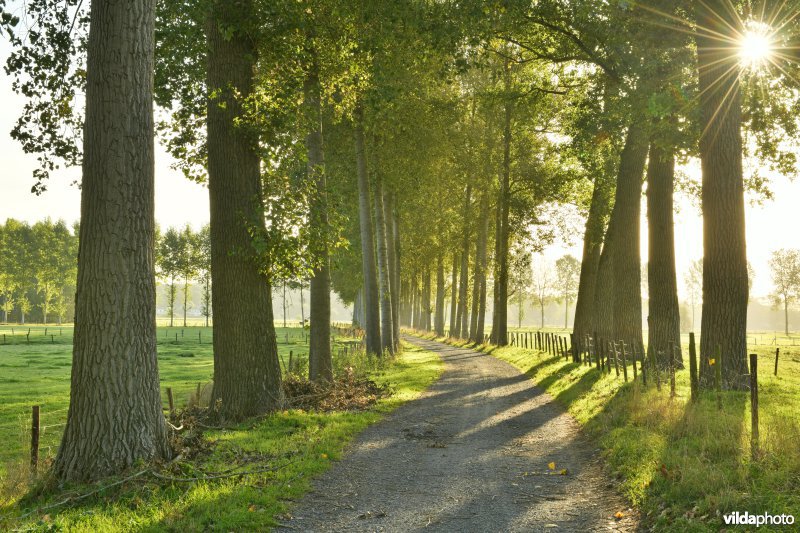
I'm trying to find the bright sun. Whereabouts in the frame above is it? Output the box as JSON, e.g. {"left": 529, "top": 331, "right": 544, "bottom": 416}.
{"left": 738, "top": 22, "right": 774, "bottom": 69}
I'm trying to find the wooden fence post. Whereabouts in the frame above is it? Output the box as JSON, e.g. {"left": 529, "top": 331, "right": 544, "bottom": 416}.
{"left": 668, "top": 342, "right": 676, "bottom": 398}
{"left": 621, "top": 341, "right": 629, "bottom": 382}
{"left": 632, "top": 342, "right": 638, "bottom": 381}
{"left": 167, "top": 387, "right": 175, "bottom": 414}
{"left": 774, "top": 348, "right": 779, "bottom": 376}
{"left": 689, "top": 333, "right": 698, "bottom": 401}
{"left": 31, "top": 405, "right": 40, "bottom": 472}
{"left": 750, "top": 353, "right": 759, "bottom": 460}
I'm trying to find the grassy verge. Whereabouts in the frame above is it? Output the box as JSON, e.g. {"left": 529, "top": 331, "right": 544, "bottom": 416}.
{"left": 0, "top": 341, "right": 442, "bottom": 531}
{"left": 415, "top": 332, "right": 800, "bottom": 532}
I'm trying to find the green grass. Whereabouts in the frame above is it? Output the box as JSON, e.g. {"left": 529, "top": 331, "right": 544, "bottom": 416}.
{"left": 0, "top": 324, "right": 351, "bottom": 479}
{"left": 419, "top": 331, "right": 800, "bottom": 532}
{"left": 0, "top": 339, "right": 442, "bottom": 531}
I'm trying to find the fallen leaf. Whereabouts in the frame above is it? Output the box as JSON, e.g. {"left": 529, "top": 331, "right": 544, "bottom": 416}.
{"left": 248, "top": 505, "right": 257, "bottom": 512}
{"left": 559, "top": 469, "right": 569, "bottom": 475}
{"left": 548, "top": 461, "right": 556, "bottom": 470}
{"left": 320, "top": 453, "right": 328, "bottom": 459}
{"left": 709, "top": 358, "right": 716, "bottom": 366}
{"left": 614, "top": 511, "right": 625, "bottom": 519}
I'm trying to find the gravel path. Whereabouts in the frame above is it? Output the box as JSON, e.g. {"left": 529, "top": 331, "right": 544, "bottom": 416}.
{"left": 278, "top": 336, "right": 639, "bottom": 532}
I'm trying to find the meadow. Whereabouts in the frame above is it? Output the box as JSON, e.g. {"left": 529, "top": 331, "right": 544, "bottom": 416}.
{"left": 0, "top": 323, "right": 339, "bottom": 479}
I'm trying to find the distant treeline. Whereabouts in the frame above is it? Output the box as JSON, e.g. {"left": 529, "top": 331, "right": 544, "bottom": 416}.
{"left": 0, "top": 218, "right": 78, "bottom": 324}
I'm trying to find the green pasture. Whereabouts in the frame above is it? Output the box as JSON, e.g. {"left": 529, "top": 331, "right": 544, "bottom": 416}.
{"left": 0, "top": 325, "right": 351, "bottom": 478}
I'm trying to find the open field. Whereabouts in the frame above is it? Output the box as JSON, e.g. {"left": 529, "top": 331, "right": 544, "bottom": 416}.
{"left": 417, "top": 331, "right": 800, "bottom": 532}
{"left": 0, "top": 325, "right": 351, "bottom": 478}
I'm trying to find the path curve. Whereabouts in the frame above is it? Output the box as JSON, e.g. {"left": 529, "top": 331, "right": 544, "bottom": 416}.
{"left": 279, "top": 336, "right": 639, "bottom": 532}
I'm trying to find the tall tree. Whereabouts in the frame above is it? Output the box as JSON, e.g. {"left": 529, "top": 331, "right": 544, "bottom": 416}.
{"left": 768, "top": 249, "right": 800, "bottom": 336}
{"left": 304, "top": 48, "right": 332, "bottom": 382}
{"left": 697, "top": 1, "right": 749, "bottom": 389}
{"left": 156, "top": 227, "right": 181, "bottom": 327}
{"left": 207, "top": 0, "right": 282, "bottom": 418}
{"left": 354, "top": 105, "right": 382, "bottom": 354}
{"left": 555, "top": 254, "right": 581, "bottom": 329}
{"left": 373, "top": 171, "right": 395, "bottom": 352}
{"left": 177, "top": 225, "right": 199, "bottom": 328}
{"left": 54, "top": 0, "right": 170, "bottom": 481}
{"left": 197, "top": 224, "right": 212, "bottom": 327}
{"left": 469, "top": 193, "right": 489, "bottom": 342}
{"left": 434, "top": 254, "right": 445, "bottom": 336}
{"left": 455, "top": 185, "right": 472, "bottom": 338}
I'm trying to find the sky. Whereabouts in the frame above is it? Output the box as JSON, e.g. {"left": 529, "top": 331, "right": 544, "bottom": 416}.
{"left": 2, "top": 45, "right": 800, "bottom": 301}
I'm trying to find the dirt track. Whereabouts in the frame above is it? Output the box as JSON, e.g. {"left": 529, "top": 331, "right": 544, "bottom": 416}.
{"left": 278, "top": 336, "right": 639, "bottom": 532}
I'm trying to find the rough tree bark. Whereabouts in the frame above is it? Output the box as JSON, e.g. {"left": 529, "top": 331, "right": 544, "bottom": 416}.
{"left": 435, "top": 254, "right": 445, "bottom": 336}
{"left": 572, "top": 173, "right": 613, "bottom": 350}
{"left": 206, "top": 0, "right": 283, "bottom": 419}
{"left": 354, "top": 106, "right": 382, "bottom": 355}
{"left": 305, "top": 53, "right": 332, "bottom": 382}
{"left": 593, "top": 122, "right": 648, "bottom": 345}
{"left": 54, "top": 0, "right": 170, "bottom": 481}
{"left": 697, "top": 1, "right": 749, "bottom": 388}
{"left": 373, "top": 173, "right": 394, "bottom": 353}
{"left": 646, "top": 143, "right": 682, "bottom": 368}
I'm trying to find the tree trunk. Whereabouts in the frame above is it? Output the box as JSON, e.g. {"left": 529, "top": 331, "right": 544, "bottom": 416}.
{"left": 386, "top": 191, "right": 400, "bottom": 350}
{"left": 206, "top": 0, "right": 283, "bottom": 420}
{"left": 697, "top": 1, "right": 749, "bottom": 389}
{"left": 785, "top": 299, "right": 789, "bottom": 336}
{"left": 305, "top": 57, "right": 332, "bottom": 381}
{"left": 449, "top": 250, "right": 458, "bottom": 335}
{"left": 373, "top": 173, "right": 394, "bottom": 353}
{"left": 354, "top": 105, "right": 382, "bottom": 355}
{"left": 490, "top": 202, "right": 502, "bottom": 344}
{"left": 435, "top": 254, "right": 445, "bottom": 336}
{"left": 282, "top": 282, "right": 287, "bottom": 328}
{"left": 300, "top": 283, "right": 305, "bottom": 325}
{"left": 456, "top": 185, "right": 472, "bottom": 339}
{"left": 169, "top": 279, "right": 175, "bottom": 327}
{"left": 476, "top": 251, "right": 488, "bottom": 342}
{"left": 423, "top": 269, "right": 432, "bottom": 331}
{"left": 183, "top": 280, "right": 188, "bottom": 327}
{"left": 572, "top": 173, "right": 612, "bottom": 349}
{"left": 594, "top": 122, "right": 648, "bottom": 345}
{"left": 352, "top": 289, "right": 361, "bottom": 328}
{"left": 470, "top": 193, "right": 489, "bottom": 342}
{"left": 54, "top": 0, "right": 170, "bottom": 481}
{"left": 494, "top": 62, "right": 512, "bottom": 346}
{"left": 646, "top": 144, "right": 682, "bottom": 368}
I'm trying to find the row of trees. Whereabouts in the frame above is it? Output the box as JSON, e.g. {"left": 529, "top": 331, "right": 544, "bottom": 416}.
{"left": 156, "top": 225, "right": 211, "bottom": 327}
{"left": 2, "top": 0, "right": 797, "bottom": 482}
{"left": 0, "top": 218, "right": 77, "bottom": 324}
